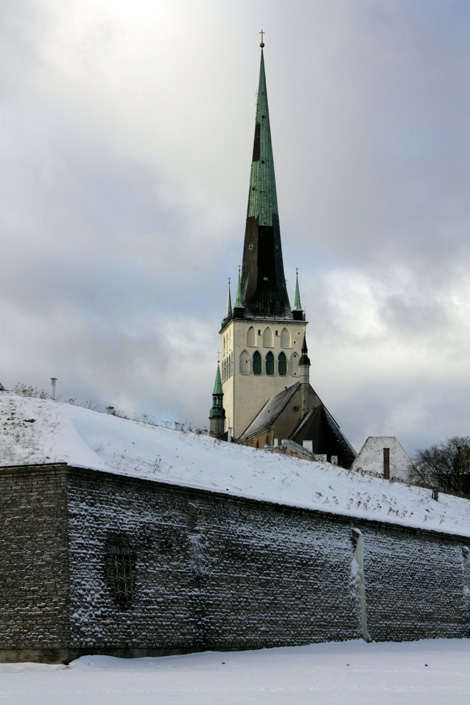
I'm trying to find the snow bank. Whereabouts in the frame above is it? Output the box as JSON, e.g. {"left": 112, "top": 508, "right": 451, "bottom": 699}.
{"left": 1, "top": 392, "right": 469, "bottom": 536}
{"left": 1, "top": 640, "right": 469, "bottom": 705}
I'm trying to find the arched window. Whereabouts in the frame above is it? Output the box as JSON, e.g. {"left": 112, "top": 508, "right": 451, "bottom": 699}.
{"left": 281, "top": 327, "right": 291, "bottom": 348}
{"left": 266, "top": 351, "right": 274, "bottom": 375}
{"left": 240, "top": 350, "right": 250, "bottom": 374}
{"left": 253, "top": 351, "right": 262, "bottom": 375}
{"left": 247, "top": 326, "right": 256, "bottom": 346}
{"left": 278, "top": 352, "right": 287, "bottom": 376}
{"left": 263, "top": 327, "right": 273, "bottom": 347}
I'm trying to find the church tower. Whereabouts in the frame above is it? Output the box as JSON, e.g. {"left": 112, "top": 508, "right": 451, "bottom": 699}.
{"left": 220, "top": 39, "right": 308, "bottom": 440}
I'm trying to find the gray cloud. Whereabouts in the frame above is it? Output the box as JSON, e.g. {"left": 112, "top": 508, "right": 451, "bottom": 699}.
{"left": 1, "top": 0, "right": 470, "bottom": 455}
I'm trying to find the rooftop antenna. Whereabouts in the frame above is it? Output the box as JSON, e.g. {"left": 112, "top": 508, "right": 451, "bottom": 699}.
{"left": 50, "top": 377, "right": 57, "bottom": 400}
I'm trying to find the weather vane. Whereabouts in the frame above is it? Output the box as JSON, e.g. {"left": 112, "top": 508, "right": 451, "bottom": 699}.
{"left": 260, "top": 29, "right": 265, "bottom": 48}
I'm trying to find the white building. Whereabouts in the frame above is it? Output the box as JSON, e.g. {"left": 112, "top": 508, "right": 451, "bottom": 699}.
{"left": 352, "top": 436, "right": 415, "bottom": 483}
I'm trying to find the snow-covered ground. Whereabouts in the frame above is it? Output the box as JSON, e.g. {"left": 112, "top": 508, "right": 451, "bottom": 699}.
{"left": 1, "top": 640, "right": 469, "bottom": 705}
{"left": 1, "top": 391, "right": 469, "bottom": 536}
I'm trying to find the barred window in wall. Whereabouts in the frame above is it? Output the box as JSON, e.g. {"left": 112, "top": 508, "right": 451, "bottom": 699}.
{"left": 106, "top": 538, "right": 136, "bottom": 606}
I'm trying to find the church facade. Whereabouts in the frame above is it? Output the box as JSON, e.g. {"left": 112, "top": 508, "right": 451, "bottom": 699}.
{"left": 212, "top": 43, "right": 355, "bottom": 467}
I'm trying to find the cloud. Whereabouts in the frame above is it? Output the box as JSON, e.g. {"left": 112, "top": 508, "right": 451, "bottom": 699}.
{"left": 1, "top": 0, "right": 470, "bottom": 454}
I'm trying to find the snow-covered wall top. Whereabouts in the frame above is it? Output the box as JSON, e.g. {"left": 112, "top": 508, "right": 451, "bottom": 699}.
{"left": 1, "top": 392, "right": 469, "bottom": 537}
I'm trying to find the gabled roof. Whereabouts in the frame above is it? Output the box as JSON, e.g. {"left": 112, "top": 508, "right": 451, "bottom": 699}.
{"left": 238, "top": 383, "right": 300, "bottom": 441}
{"left": 291, "top": 405, "right": 357, "bottom": 468}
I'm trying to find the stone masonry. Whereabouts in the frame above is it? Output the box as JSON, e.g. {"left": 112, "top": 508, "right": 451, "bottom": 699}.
{"left": 0, "top": 463, "right": 469, "bottom": 663}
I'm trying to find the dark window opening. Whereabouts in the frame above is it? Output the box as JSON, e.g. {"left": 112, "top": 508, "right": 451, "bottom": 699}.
{"left": 266, "top": 351, "right": 274, "bottom": 375}
{"left": 278, "top": 352, "right": 287, "bottom": 376}
{"left": 253, "top": 351, "right": 262, "bottom": 375}
{"left": 383, "top": 448, "right": 390, "bottom": 480}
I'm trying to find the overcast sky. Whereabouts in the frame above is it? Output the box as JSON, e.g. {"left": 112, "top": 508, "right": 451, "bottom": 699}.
{"left": 2, "top": 0, "right": 470, "bottom": 456}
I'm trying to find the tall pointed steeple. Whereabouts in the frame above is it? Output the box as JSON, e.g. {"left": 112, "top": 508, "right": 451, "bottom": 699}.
{"left": 240, "top": 42, "right": 291, "bottom": 318}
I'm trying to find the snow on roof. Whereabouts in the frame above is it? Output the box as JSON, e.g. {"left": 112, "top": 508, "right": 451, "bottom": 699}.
{"left": 1, "top": 391, "right": 469, "bottom": 537}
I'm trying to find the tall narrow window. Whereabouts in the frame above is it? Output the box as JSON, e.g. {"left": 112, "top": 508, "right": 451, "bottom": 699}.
{"left": 278, "top": 352, "right": 287, "bottom": 376}
{"left": 253, "top": 351, "right": 262, "bottom": 375}
{"left": 266, "top": 351, "right": 274, "bottom": 375}
{"left": 247, "top": 326, "right": 256, "bottom": 346}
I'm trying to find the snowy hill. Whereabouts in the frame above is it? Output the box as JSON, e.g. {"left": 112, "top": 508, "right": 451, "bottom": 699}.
{"left": 0, "top": 391, "right": 469, "bottom": 536}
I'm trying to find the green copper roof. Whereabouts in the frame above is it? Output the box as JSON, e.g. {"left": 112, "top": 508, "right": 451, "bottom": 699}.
{"left": 247, "top": 51, "right": 279, "bottom": 226}
{"left": 294, "top": 269, "right": 303, "bottom": 311}
{"left": 234, "top": 268, "right": 244, "bottom": 308}
{"left": 240, "top": 48, "right": 291, "bottom": 318}
{"left": 209, "top": 363, "right": 225, "bottom": 420}
{"left": 212, "top": 364, "right": 223, "bottom": 395}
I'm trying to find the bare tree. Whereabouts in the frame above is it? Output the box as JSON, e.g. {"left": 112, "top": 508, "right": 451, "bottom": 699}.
{"left": 414, "top": 436, "right": 470, "bottom": 494}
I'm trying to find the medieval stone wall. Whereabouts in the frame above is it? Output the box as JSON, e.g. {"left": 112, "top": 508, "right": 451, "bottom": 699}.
{"left": 1, "top": 464, "right": 469, "bottom": 663}
{"left": 0, "top": 465, "right": 70, "bottom": 663}
{"left": 65, "top": 467, "right": 470, "bottom": 660}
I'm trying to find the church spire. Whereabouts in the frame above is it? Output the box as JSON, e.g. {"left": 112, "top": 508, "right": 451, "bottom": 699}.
{"left": 240, "top": 42, "right": 291, "bottom": 318}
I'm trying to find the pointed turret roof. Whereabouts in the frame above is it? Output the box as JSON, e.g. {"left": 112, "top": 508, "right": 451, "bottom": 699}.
{"left": 298, "top": 334, "right": 310, "bottom": 367}
{"left": 225, "top": 278, "right": 232, "bottom": 319}
{"left": 240, "top": 45, "right": 291, "bottom": 318}
{"left": 212, "top": 364, "right": 223, "bottom": 395}
{"left": 209, "top": 364, "right": 225, "bottom": 421}
{"left": 234, "top": 267, "right": 244, "bottom": 309}
{"left": 294, "top": 269, "right": 302, "bottom": 311}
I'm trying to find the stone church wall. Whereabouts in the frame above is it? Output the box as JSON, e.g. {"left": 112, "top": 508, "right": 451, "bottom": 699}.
{"left": 0, "top": 464, "right": 469, "bottom": 663}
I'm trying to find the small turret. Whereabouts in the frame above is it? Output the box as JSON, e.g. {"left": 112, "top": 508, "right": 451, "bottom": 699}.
{"left": 226, "top": 278, "right": 232, "bottom": 319}
{"left": 293, "top": 269, "right": 305, "bottom": 321}
{"left": 209, "top": 364, "right": 226, "bottom": 438}
{"left": 298, "top": 334, "right": 311, "bottom": 416}
{"left": 298, "top": 334, "right": 310, "bottom": 369}
{"left": 233, "top": 266, "right": 245, "bottom": 319}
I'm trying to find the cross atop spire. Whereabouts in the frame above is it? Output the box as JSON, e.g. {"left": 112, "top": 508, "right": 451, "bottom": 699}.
{"left": 259, "top": 29, "right": 265, "bottom": 48}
